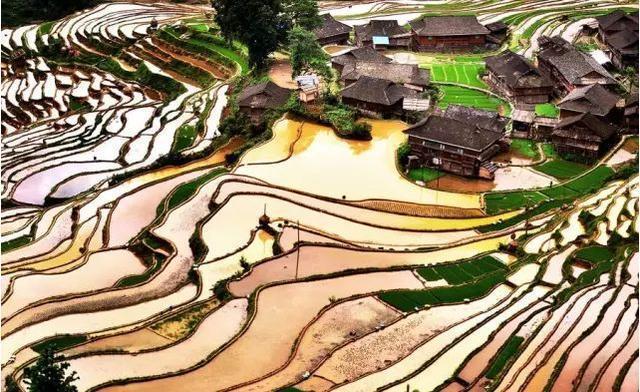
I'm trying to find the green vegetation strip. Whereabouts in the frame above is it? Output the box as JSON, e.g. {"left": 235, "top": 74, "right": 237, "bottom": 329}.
{"left": 158, "top": 168, "right": 227, "bottom": 217}
{"left": 573, "top": 246, "right": 614, "bottom": 264}
{"left": 31, "top": 335, "right": 88, "bottom": 353}
{"left": 429, "top": 63, "right": 487, "bottom": 89}
{"left": 160, "top": 27, "right": 249, "bottom": 74}
{"left": 408, "top": 167, "right": 443, "bottom": 182}
{"left": 116, "top": 251, "right": 166, "bottom": 288}
{"left": 510, "top": 139, "right": 539, "bottom": 160}
{"left": 437, "top": 85, "right": 507, "bottom": 112}
{"left": 1, "top": 235, "right": 32, "bottom": 253}
{"left": 534, "top": 160, "right": 588, "bottom": 180}
{"left": 380, "top": 256, "right": 508, "bottom": 312}
{"left": 172, "top": 124, "right": 198, "bottom": 153}
{"left": 485, "top": 336, "right": 525, "bottom": 379}
{"left": 484, "top": 166, "right": 615, "bottom": 215}
{"left": 534, "top": 103, "right": 559, "bottom": 118}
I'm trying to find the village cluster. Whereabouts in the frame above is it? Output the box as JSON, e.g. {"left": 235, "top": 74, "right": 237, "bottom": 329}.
{"left": 240, "top": 10, "right": 638, "bottom": 180}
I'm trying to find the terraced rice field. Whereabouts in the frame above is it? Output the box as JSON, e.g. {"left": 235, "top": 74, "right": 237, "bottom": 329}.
{"left": 1, "top": 1, "right": 638, "bottom": 392}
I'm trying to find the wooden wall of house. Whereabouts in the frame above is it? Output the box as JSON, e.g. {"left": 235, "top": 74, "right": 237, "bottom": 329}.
{"left": 414, "top": 35, "right": 485, "bottom": 50}
{"left": 318, "top": 33, "right": 350, "bottom": 46}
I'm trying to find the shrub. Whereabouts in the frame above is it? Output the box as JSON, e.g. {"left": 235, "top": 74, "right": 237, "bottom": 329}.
{"left": 397, "top": 142, "right": 411, "bottom": 166}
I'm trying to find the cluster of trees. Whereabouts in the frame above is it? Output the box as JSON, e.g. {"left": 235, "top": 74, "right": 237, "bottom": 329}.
{"left": 2, "top": 0, "right": 99, "bottom": 26}
{"left": 211, "top": 0, "right": 330, "bottom": 78}
{"left": 5, "top": 349, "right": 78, "bottom": 392}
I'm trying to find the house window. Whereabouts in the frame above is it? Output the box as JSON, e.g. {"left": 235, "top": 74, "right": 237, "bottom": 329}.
{"left": 439, "top": 144, "right": 445, "bottom": 150}
{"left": 457, "top": 148, "right": 463, "bottom": 154}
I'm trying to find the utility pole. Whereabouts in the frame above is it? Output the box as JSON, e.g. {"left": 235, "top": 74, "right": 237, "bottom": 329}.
{"left": 295, "top": 220, "right": 300, "bottom": 279}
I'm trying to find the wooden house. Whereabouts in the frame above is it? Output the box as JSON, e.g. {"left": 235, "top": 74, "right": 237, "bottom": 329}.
{"left": 340, "top": 75, "right": 417, "bottom": 117}
{"left": 354, "top": 20, "right": 412, "bottom": 50}
{"left": 339, "top": 61, "right": 430, "bottom": 91}
{"left": 330, "top": 46, "right": 392, "bottom": 74}
{"left": 595, "top": 10, "right": 638, "bottom": 69}
{"left": 403, "top": 105, "right": 508, "bottom": 179}
{"left": 237, "top": 81, "right": 291, "bottom": 125}
{"left": 551, "top": 113, "right": 618, "bottom": 160}
{"left": 485, "top": 50, "right": 553, "bottom": 104}
{"left": 409, "top": 15, "right": 491, "bottom": 51}
{"left": 536, "top": 36, "right": 617, "bottom": 96}
{"left": 314, "top": 14, "right": 352, "bottom": 46}
{"left": 623, "top": 87, "right": 638, "bottom": 134}
{"left": 557, "top": 84, "right": 621, "bottom": 122}
{"left": 485, "top": 21, "right": 509, "bottom": 44}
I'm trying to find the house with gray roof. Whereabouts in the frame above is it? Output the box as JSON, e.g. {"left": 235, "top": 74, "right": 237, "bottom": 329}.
{"left": 552, "top": 113, "right": 618, "bottom": 160}
{"left": 340, "top": 76, "right": 417, "bottom": 117}
{"left": 314, "top": 14, "right": 352, "bottom": 46}
{"left": 557, "top": 84, "right": 621, "bottom": 122}
{"left": 536, "top": 36, "right": 617, "bottom": 96}
{"left": 340, "top": 61, "right": 430, "bottom": 91}
{"left": 330, "top": 46, "right": 392, "bottom": 74}
{"left": 238, "top": 81, "right": 291, "bottom": 124}
{"left": 485, "top": 50, "right": 553, "bottom": 104}
{"left": 410, "top": 15, "right": 492, "bottom": 51}
{"left": 403, "top": 106, "right": 508, "bottom": 179}
{"left": 354, "top": 20, "right": 412, "bottom": 50}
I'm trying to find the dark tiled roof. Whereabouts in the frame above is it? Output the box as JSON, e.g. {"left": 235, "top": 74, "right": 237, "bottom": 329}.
{"left": 340, "top": 76, "right": 416, "bottom": 105}
{"left": 537, "top": 36, "right": 616, "bottom": 85}
{"left": 485, "top": 21, "right": 508, "bottom": 33}
{"left": 238, "top": 81, "right": 291, "bottom": 110}
{"left": 410, "top": 15, "right": 490, "bottom": 36}
{"left": 554, "top": 112, "right": 617, "bottom": 140}
{"left": 607, "top": 29, "right": 639, "bottom": 52}
{"left": 596, "top": 10, "right": 639, "bottom": 31}
{"left": 341, "top": 61, "right": 430, "bottom": 87}
{"left": 558, "top": 84, "right": 620, "bottom": 116}
{"left": 354, "top": 20, "right": 411, "bottom": 41}
{"left": 314, "top": 14, "right": 352, "bottom": 40}
{"left": 331, "top": 46, "right": 392, "bottom": 67}
{"left": 486, "top": 50, "right": 552, "bottom": 89}
{"left": 404, "top": 115, "right": 503, "bottom": 152}
{"left": 443, "top": 105, "right": 508, "bottom": 134}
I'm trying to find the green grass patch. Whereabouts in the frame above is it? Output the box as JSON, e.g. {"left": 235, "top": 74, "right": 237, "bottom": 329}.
{"left": 188, "top": 23, "right": 210, "bottom": 33}
{"left": 535, "top": 103, "right": 559, "bottom": 118}
{"left": 562, "top": 166, "right": 615, "bottom": 193}
{"left": 384, "top": 257, "right": 508, "bottom": 312}
{"left": 417, "top": 267, "right": 440, "bottom": 281}
{"left": 31, "top": 334, "right": 87, "bottom": 353}
{"left": 116, "top": 253, "right": 166, "bottom": 288}
{"left": 485, "top": 336, "right": 525, "bottom": 379}
{"left": 534, "top": 160, "right": 588, "bottom": 180}
{"left": 574, "top": 246, "right": 614, "bottom": 264}
{"left": 408, "top": 167, "right": 443, "bottom": 182}
{"left": 484, "top": 166, "right": 615, "bottom": 214}
{"left": 166, "top": 168, "right": 227, "bottom": 212}
{"left": 478, "top": 199, "right": 565, "bottom": 233}
{"left": 160, "top": 27, "right": 249, "bottom": 74}
{"left": 172, "top": 124, "right": 198, "bottom": 153}
{"left": 541, "top": 143, "right": 558, "bottom": 159}
{"left": 510, "top": 138, "right": 539, "bottom": 160}
{"left": 37, "top": 21, "right": 55, "bottom": 36}
{"left": 1, "top": 235, "right": 32, "bottom": 253}
{"left": 437, "top": 85, "right": 507, "bottom": 112}
{"left": 484, "top": 191, "right": 548, "bottom": 215}
{"left": 430, "top": 63, "right": 487, "bottom": 88}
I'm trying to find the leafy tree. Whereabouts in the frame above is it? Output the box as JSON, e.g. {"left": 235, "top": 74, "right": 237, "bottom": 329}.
{"left": 22, "top": 349, "right": 78, "bottom": 392}
{"left": 211, "top": 0, "right": 286, "bottom": 68}
{"left": 5, "top": 376, "right": 20, "bottom": 392}
{"left": 288, "top": 26, "right": 332, "bottom": 81}
{"left": 281, "top": 0, "right": 322, "bottom": 31}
